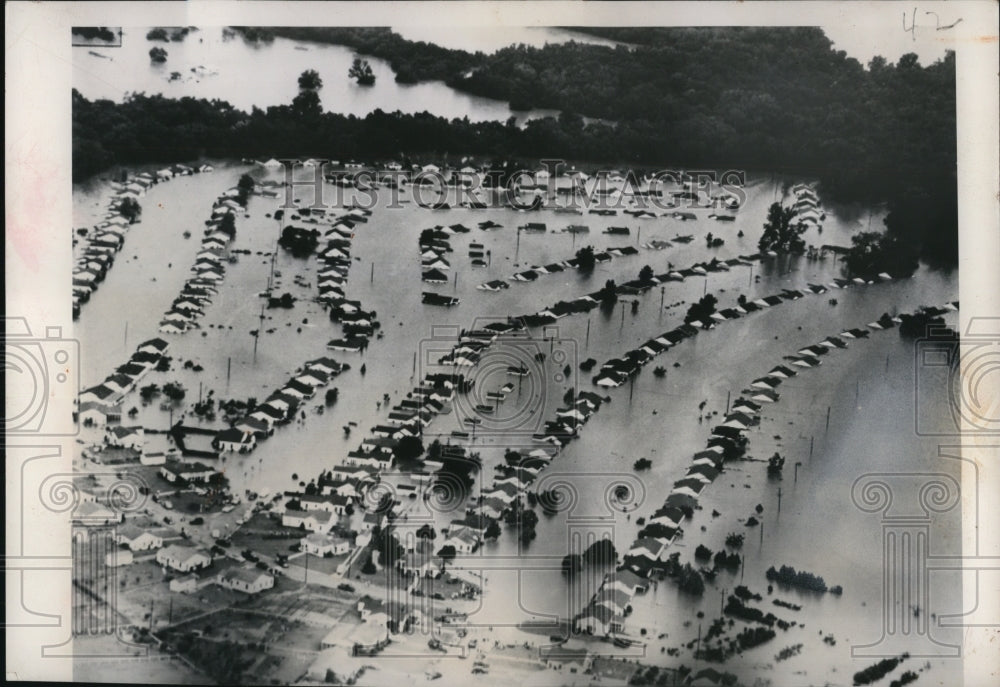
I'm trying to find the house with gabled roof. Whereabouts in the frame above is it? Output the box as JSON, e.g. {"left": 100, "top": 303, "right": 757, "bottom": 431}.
{"left": 79, "top": 384, "right": 119, "bottom": 405}
{"left": 156, "top": 545, "right": 211, "bottom": 572}
{"left": 216, "top": 567, "right": 274, "bottom": 595}
{"left": 298, "top": 493, "right": 350, "bottom": 515}
{"left": 113, "top": 524, "right": 164, "bottom": 552}
{"left": 73, "top": 500, "right": 123, "bottom": 526}
{"left": 282, "top": 508, "right": 333, "bottom": 533}
{"left": 214, "top": 428, "right": 257, "bottom": 453}
{"left": 105, "top": 425, "right": 144, "bottom": 450}
{"left": 301, "top": 532, "right": 352, "bottom": 556}
{"left": 159, "top": 461, "right": 216, "bottom": 483}
{"left": 78, "top": 402, "right": 121, "bottom": 427}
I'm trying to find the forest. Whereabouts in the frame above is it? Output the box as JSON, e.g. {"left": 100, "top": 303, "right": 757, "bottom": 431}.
{"left": 73, "top": 26, "right": 957, "bottom": 264}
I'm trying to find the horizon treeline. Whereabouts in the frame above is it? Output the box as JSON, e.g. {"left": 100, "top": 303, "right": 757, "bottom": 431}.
{"left": 72, "top": 26, "right": 957, "bottom": 265}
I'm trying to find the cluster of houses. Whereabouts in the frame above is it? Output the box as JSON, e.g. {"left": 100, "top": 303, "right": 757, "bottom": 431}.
{"left": 159, "top": 185, "right": 245, "bottom": 334}
{"left": 587, "top": 299, "right": 959, "bottom": 638}
{"left": 73, "top": 170, "right": 155, "bottom": 318}
{"left": 421, "top": 224, "right": 473, "bottom": 303}
{"left": 791, "top": 183, "right": 824, "bottom": 228}
{"left": 476, "top": 388, "right": 607, "bottom": 522}
{"left": 78, "top": 337, "right": 170, "bottom": 426}
{"left": 213, "top": 356, "right": 347, "bottom": 453}
{"left": 507, "top": 243, "right": 641, "bottom": 289}
{"left": 294, "top": 205, "right": 381, "bottom": 353}
{"left": 591, "top": 276, "right": 901, "bottom": 388}
{"left": 574, "top": 568, "right": 651, "bottom": 637}
{"left": 434, "top": 321, "right": 525, "bottom": 368}
{"left": 72, "top": 165, "right": 212, "bottom": 320}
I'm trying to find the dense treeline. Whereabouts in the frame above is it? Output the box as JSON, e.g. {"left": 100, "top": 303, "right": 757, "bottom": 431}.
{"left": 261, "top": 27, "right": 484, "bottom": 84}
{"left": 73, "top": 26, "right": 957, "bottom": 264}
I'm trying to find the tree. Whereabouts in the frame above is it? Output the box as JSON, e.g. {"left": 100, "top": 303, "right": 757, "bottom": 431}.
{"left": 291, "top": 89, "right": 323, "bottom": 118}
{"left": 758, "top": 202, "right": 806, "bottom": 253}
{"left": 298, "top": 69, "right": 323, "bottom": 90}
{"left": 149, "top": 46, "right": 168, "bottom": 64}
{"left": 218, "top": 212, "right": 236, "bottom": 238}
{"left": 597, "top": 279, "right": 618, "bottom": 308}
{"left": 139, "top": 384, "right": 160, "bottom": 402}
{"left": 484, "top": 519, "right": 501, "bottom": 539}
{"left": 348, "top": 58, "right": 376, "bottom": 85}
{"left": 561, "top": 553, "right": 582, "bottom": 576}
{"left": 437, "top": 544, "right": 456, "bottom": 562}
{"left": 684, "top": 293, "right": 718, "bottom": 324}
{"left": 416, "top": 524, "right": 436, "bottom": 540}
{"left": 844, "top": 230, "right": 918, "bottom": 279}
{"left": 394, "top": 436, "right": 425, "bottom": 463}
{"left": 119, "top": 197, "right": 142, "bottom": 223}
{"left": 576, "top": 245, "right": 596, "bottom": 273}
{"left": 162, "top": 382, "right": 186, "bottom": 401}
{"left": 582, "top": 539, "right": 617, "bottom": 566}
{"left": 638, "top": 264, "right": 654, "bottom": 282}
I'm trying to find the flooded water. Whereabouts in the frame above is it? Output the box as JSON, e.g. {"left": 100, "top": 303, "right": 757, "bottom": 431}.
{"left": 73, "top": 26, "right": 564, "bottom": 123}
{"left": 74, "top": 164, "right": 960, "bottom": 683}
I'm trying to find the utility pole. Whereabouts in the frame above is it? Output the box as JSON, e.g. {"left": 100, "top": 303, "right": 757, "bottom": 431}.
{"left": 777, "top": 487, "right": 782, "bottom": 514}
{"left": 703, "top": 278, "right": 707, "bottom": 296}
{"left": 253, "top": 303, "right": 265, "bottom": 364}
{"left": 725, "top": 391, "right": 731, "bottom": 414}
{"left": 809, "top": 435, "right": 814, "bottom": 459}
{"left": 371, "top": 262, "right": 374, "bottom": 283}
{"left": 794, "top": 461, "right": 802, "bottom": 484}
{"left": 760, "top": 520, "right": 764, "bottom": 546}
{"left": 585, "top": 318, "right": 591, "bottom": 349}
{"left": 227, "top": 357, "right": 232, "bottom": 388}
{"left": 825, "top": 406, "right": 831, "bottom": 433}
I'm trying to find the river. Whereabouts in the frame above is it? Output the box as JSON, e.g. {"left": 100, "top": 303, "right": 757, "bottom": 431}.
{"left": 74, "top": 26, "right": 568, "bottom": 124}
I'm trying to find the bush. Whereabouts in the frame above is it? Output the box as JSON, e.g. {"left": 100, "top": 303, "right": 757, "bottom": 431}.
{"left": 853, "top": 655, "right": 908, "bottom": 686}
{"left": 694, "top": 544, "right": 713, "bottom": 561}
{"left": 765, "top": 564, "right": 829, "bottom": 593}
{"left": 725, "top": 532, "right": 745, "bottom": 549}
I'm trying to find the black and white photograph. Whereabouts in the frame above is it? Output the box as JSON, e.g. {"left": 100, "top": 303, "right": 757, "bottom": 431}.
{"left": 5, "top": 2, "right": 999, "bottom": 685}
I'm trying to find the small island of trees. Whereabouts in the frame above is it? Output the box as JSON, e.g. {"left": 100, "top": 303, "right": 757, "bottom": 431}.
{"left": 348, "top": 58, "right": 375, "bottom": 85}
